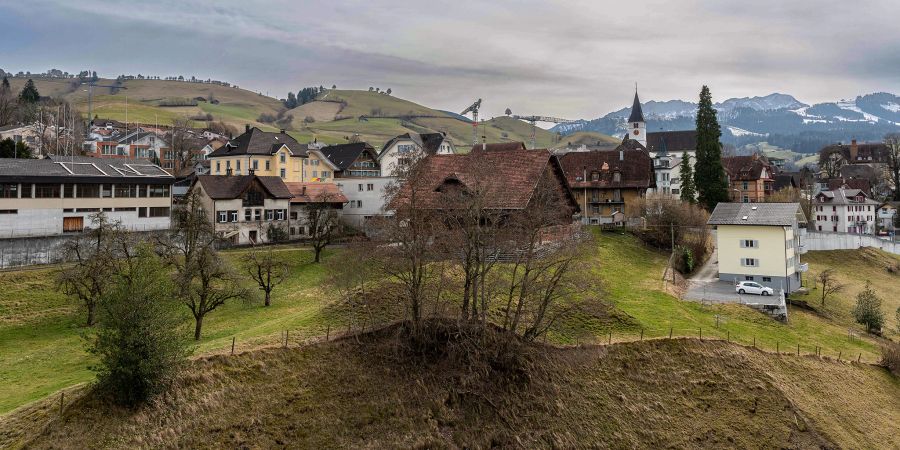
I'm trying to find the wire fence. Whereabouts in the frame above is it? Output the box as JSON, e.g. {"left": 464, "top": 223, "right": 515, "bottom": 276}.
{"left": 219, "top": 317, "right": 884, "bottom": 367}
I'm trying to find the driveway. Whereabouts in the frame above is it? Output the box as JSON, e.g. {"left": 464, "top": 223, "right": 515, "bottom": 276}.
{"left": 684, "top": 234, "right": 781, "bottom": 306}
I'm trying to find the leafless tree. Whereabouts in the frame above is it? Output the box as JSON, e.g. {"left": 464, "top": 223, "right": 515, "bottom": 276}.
{"left": 160, "top": 189, "right": 249, "bottom": 340}
{"left": 884, "top": 134, "right": 900, "bottom": 201}
{"left": 304, "top": 192, "right": 343, "bottom": 263}
{"left": 56, "top": 213, "right": 124, "bottom": 326}
{"left": 818, "top": 269, "right": 845, "bottom": 307}
{"left": 0, "top": 80, "right": 15, "bottom": 127}
{"left": 243, "top": 248, "right": 289, "bottom": 307}
{"left": 819, "top": 146, "right": 846, "bottom": 179}
{"left": 168, "top": 117, "right": 198, "bottom": 173}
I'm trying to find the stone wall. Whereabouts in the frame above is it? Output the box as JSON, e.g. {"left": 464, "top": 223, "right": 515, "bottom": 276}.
{"left": 0, "top": 230, "right": 167, "bottom": 269}
{"left": 801, "top": 231, "right": 900, "bottom": 255}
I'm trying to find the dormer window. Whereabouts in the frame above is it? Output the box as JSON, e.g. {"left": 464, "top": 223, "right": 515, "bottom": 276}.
{"left": 591, "top": 171, "right": 599, "bottom": 181}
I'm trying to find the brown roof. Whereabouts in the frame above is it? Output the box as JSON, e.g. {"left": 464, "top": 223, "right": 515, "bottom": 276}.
{"left": 646, "top": 130, "right": 697, "bottom": 153}
{"left": 208, "top": 127, "right": 307, "bottom": 157}
{"left": 195, "top": 175, "right": 292, "bottom": 200}
{"left": 557, "top": 149, "right": 653, "bottom": 189}
{"left": 826, "top": 178, "right": 872, "bottom": 194}
{"left": 823, "top": 142, "right": 891, "bottom": 164}
{"left": 392, "top": 150, "right": 578, "bottom": 211}
{"left": 284, "top": 182, "right": 349, "bottom": 204}
{"left": 723, "top": 155, "right": 775, "bottom": 181}
{"left": 470, "top": 142, "right": 527, "bottom": 153}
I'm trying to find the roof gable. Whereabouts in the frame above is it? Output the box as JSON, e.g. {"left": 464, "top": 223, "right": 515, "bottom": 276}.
{"left": 708, "top": 203, "right": 803, "bottom": 226}
{"left": 208, "top": 127, "right": 306, "bottom": 157}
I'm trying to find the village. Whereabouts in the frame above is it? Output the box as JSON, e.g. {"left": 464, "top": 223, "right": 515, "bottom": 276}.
{"left": 1, "top": 75, "right": 900, "bottom": 448}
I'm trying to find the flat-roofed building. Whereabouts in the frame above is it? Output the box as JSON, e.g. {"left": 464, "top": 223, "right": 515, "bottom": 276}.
{"left": 0, "top": 156, "right": 174, "bottom": 238}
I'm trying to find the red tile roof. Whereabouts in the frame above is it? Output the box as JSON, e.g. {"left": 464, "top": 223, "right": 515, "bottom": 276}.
{"left": 557, "top": 150, "right": 653, "bottom": 189}
{"left": 722, "top": 155, "right": 775, "bottom": 181}
{"left": 284, "top": 182, "right": 348, "bottom": 204}
{"left": 392, "top": 150, "right": 577, "bottom": 212}
{"left": 469, "top": 142, "right": 527, "bottom": 153}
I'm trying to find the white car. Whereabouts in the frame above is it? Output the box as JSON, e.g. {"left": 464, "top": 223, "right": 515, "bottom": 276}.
{"left": 735, "top": 281, "right": 774, "bottom": 296}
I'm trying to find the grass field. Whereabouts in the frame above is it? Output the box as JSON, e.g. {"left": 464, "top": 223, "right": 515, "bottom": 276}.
{"left": 1, "top": 232, "right": 894, "bottom": 417}
{"left": 555, "top": 130, "right": 621, "bottom": 148}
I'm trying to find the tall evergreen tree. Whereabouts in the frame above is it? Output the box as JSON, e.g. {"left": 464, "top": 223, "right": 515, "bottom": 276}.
{"left": 694, "top": 85, "right": 729, "bottom": 211}
{"left": 18, "top": 79, "right": 40, "bottom": 103}
{"left": 679, "top": 153, "right": 696, "bottom": 203}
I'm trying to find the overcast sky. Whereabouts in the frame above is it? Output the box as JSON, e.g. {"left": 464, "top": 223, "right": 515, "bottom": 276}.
{"left": 2, "top": 0, "right": 899, "bottom": 119}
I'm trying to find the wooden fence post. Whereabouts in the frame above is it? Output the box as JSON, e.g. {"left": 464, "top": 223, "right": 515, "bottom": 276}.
{"left": 286, "top": 330, "right": 290, "bottom": 347}
{"left": 726, "top": 330, "right": 730, "bottom": 342}
{"left": 326, "top": 324, "right": 330, "bottom": 342}
{"left": 857, "top": 353, "right": 861, "bottom": 363}
{"left": 608, "top": 331, "right": 612, "bottom": 345}
{"left": 640, "top": 329, "right": 644, "bottom": 341}
{"left": 797, "top": 343, "right": 800, "bottom": 356}
{"left": 776, "top": 341, "right": 779, "bottom": 354}
{"left": 669, "top": 327, "right": 673, "bottom": 339}
{"left": 231, "top": 337, "right": 235, "bottom": 355}
{"left": 699, "top": 328, "right": 702, "bottom": 341}
{"left": 753, "top": 336, "right": 756, "bottom": 348}
{"left": 838, "top": 351, "right": 842, "bottom": 360}
{"left": 59, "top": 392, "right": 64, "bottom": 417}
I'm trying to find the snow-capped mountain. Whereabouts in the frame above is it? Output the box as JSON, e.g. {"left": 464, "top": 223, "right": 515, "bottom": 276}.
{"left": 556, "top": 92, "right": 900, "bottom": 153}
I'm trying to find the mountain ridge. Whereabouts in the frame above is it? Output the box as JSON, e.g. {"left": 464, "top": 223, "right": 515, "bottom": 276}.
{"left": 554, "top": 92, "right": 900, "bottom": 152}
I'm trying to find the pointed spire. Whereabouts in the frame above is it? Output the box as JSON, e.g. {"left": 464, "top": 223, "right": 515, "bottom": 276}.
{"left": 657, "top": 136, "right": 668, "bottom": 155}
{"left": 628, "top": 89, "right": 645, "bottom": 123}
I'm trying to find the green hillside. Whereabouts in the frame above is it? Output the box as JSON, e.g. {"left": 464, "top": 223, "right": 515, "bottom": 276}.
{"left": 5, "top": 79, "right": 591, "bottom": 148}
{"left": 554, "top": 130, "right": 621, "bottom": 148}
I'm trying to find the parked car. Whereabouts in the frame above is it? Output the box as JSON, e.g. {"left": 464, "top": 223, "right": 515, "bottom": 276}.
{"left": 735, "top": 281, "right": 774, "bottom": 296}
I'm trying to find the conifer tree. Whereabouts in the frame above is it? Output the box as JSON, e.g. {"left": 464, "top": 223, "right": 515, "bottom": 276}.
{"left": 18, "top": 79, "right": 40, "bottom": 103}
{"left": 694, "top": 85, "right": 729, "bottom": 211}
{"left": 679, "top": 153, "right": 696, "bottom": 203}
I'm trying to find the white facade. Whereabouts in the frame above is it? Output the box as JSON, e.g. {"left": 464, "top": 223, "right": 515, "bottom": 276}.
{"left": 813, "top": 189, "right": 879, "bottom": 234}
{"left": 629, "top": 120, "right": 646, "bottom": 147}
{"left": 378, "top": 134, "right": 456, "bottom": 177}
{"left": 193, "top": 185, "right": 291, "bottom": 245}
{"left": 334, "top": 176, "right": 396, "bottom": 230}
{"left": 647, "top": 150, "right": 696, "bottom": 198}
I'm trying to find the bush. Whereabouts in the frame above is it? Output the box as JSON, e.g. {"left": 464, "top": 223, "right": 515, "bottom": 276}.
{"left": 88, "top": 245, "right": 191, "bottom": 407}
{"left": 630, "top": 194, "right": 711, "bottom": 274}
{"left": 852, "top": 281, "right": 885, "bottom": 334}
{"left": 882, "top": 342, "right": 900, "bottom": 376}
{"left": 267, "top": 224, "right": 289, "bottom": 243}
{"left": 257, "top": 112, "right": 276, "bottom": 123}
{"left": 303, "top": 115, "right": 315, "bottom": 124}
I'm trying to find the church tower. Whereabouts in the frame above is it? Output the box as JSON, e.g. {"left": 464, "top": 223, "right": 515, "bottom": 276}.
{"left": 627, "top": 89, "right": 647, "bottom": 147}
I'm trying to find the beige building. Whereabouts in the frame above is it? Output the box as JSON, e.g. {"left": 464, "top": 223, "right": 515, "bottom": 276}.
{"left": 708, "top": 203, "right": 805, "bottom": 293}
{"left": 191, "top": 175, "right": 292, "bottom": 245}
{"left": 207, "top": 126, "right": 337, "bottom": 183}
{"left": 0, "top": 156, "right": 174, "bottom": 238}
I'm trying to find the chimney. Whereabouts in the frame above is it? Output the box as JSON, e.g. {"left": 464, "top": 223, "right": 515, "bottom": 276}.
{"left": 850, "top": 139, "right": 858, "bottom": 161}
{"left": 245, "top": 124, "right": 251, "bottom": 133}
{"left": 280, "top": 129, "right": 286, "bottom": 134}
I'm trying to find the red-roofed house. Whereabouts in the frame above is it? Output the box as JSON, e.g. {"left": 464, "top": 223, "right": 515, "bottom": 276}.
{"left": 284, "top": 182, "right": 348, "bottom": 238}
{"left": 723, "top": 154, "right": 776, "bottom": 203}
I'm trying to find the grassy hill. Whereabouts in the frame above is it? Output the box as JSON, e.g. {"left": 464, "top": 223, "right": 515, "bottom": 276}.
{"left": 2, "top": 328, "right": 897, "bottom": 448}
{"left": 1, "top": 231, "right": 896, "bottom": 419}
{"left": 6, "top": 79, "right": 589, "bottom": 149}
{"left": 554, "top": 130, "right": 621, "bottom": 148}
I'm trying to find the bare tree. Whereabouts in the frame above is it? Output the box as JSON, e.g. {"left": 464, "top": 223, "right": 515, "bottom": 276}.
{"left": 817, "top": 269, "right": 845, "bottom": 307}
{"left": 0, "top": 78, "right": 15, "bottom": 127}
{"left": 56, "top": 213, "right": 123, "bottom": 326}
{"left": 243, "top": 248, "right": 289, "bottom": 307}
{"left": 161, "top": 189, "right": 249, "bottom": 339}
{"left": 884, "top": 134, "right": 900, "bottom": 201}
{"left": 819, "top": 146, "right": 846, "bottom": 179}
{"left": 168, "top": 117, "right": 197, "bottom": 173}
{"left": 304, "top": 192, "right": 343, "bottom": 263}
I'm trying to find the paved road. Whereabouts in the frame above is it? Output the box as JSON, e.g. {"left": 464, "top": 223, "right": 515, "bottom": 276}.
{"left": 684, "top": 232, "right": 780, "bottom": 306}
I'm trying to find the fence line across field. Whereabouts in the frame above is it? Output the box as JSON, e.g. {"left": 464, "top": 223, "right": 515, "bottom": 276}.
{"left": 220, "top": 319, "right": 882, "bottom": 367}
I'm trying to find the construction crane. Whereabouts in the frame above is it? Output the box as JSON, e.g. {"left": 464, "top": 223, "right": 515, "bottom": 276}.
{"left": 512, "top": 115, "right": 577, "bottom": 149}
{"left": 460, "top": 99, "right": 482, "bottom": 146}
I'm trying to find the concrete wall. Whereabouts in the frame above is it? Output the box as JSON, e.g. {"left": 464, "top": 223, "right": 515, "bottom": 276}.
{"left": 0, "top": 230, "right": 167, "bottom": 269}
{"left": 801, "top": 231, "right": 900, "bottom": 255}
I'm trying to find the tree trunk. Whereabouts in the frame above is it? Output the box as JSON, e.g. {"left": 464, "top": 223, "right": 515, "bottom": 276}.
{"left": 85, "top": 304, "right": 95, "bottom": 327}
{"left": 314, "top": 246, "right": 322, "bottom": 263}
{"left": 264, "top": 290, "right": 271, "bottom": 307}
{"left": 194, "top": 315, "right": 204, "bottom": 340}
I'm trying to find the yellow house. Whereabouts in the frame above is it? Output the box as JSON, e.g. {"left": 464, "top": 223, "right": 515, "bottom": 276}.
{"left": 708, "top": 203, "right": 806, "bottom": 293}
{"left": 207, "top": 126, "right": 337, "bottom": 183}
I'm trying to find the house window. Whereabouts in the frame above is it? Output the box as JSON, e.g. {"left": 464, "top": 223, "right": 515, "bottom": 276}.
{"left": 252, "top": 160, "right": 259, "bottom": 170}
{"left": 321, "top": 171, "right": 329, "bottom": 178}
{"left": 148, "top": 207, "right": 170, "bottom": 218}
{"left": 745, "top": 276, "right": 755, "bottom": 281}
{"left": 229, "top": 211, "right": 238, "bottom": 222}
{"left": 266, "top": 209, "right": 274, "bottom": 221}
{"left": 280, "top": 168, "right": 286, "bottom": 178}
{"left": 245, "top": 209, "right": 252, "bottom": 221}
{"left": 149, "top": 185, "right": 170, "bottom": 197}
{"left": 740, "top": 239, "right": 757, "bottom": 248}
{"left": 356, "top": 200, "right": 363, "bottom": 208}
{"left": 280, "top": 153, "right": 286, "bottom": 163}
{"left": 742, "top": 195, "right": 749, "bottom": 203}
{"left": 762, "top": 277, "right": 772, "bottom": 282}
{"left": 0, "top": 183, "right": 18, "bottom": 198}
{"left": 367, "top": 183, "right": 374, "bottom": 191}
{"left": 276, "top": 209, "right": 285, "bottom": 221}
{"left": 266, "top": 161, "right": 270, "bottom": 171}
{"left": 741, "top": 258, "right": 757, "bottom": 267}
{"left": 217, "top": 211, "right": 228, "bottom": 223}
{"left": 742, "top": 181, "right": 749, "bottom": 190}
{"left": 216, "top": 161, "right": 221, "bottom": 173}
{"left": 138, "top": 207, "right": 147, "bottom": 218}
{"left": 34, "top": 184, "right": 61, "bottom": 198}
{"left": 254, "top": 209, "right": 262, "bottom": 221}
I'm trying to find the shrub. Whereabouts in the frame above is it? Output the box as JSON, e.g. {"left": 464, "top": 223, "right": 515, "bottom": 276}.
{"left": 303, "top": 115, "right": 315, "bottom": 124}
{"left": 88, "top": 245, "right": 191, "bottom": 407}
{"left": 852, "top": 281, "right": 885, "bottom": 334}
{"left": 630, "top": 194, "right": 711, "bottom": 273}
{"left": 257, "top": 112, "right": 276, "bottom": 123}
{"left": 267, "top": 224, "right": 289, "bottom": 243}
{"left": 881, "top": 342, "right": 900, "bottom": 376}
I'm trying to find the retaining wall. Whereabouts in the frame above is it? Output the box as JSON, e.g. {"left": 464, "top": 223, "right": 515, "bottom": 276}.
{"left": 802, "top": 231, "right": 900, "bottom": 255}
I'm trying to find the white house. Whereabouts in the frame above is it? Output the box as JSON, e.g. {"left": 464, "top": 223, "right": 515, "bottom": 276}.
{"left": 0, "top": 156, "right": 174, "bottom": 238}
{"left": 877, "top": 201, "right": 899, "bottom": 232}
{"left": 813, "top": 187, "right": 879, "bottom": 234}
{"left": 378, "top": 132, "right": 456, "bottom": 177}
{"left": 646, "top": 131, "right": 697, "bottom": 199}
{"left": 334, "top": 176, "right": 396, "bottom": 230}
{"left": 191, "top": 175, "right": 292, "bottom": 245}
{"left": 707, "top": 202, "right": 805, "bottom": 293}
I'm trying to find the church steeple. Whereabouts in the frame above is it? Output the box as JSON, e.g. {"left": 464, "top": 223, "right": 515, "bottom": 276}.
{"left": 628, "top": 90, "right": 645, "bottom": 123}
{"left": 627, "top": 87, "right": 647, "bottom": 147}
